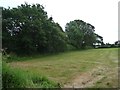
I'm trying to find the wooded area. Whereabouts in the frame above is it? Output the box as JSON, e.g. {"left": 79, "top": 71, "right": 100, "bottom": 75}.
{"left": 2, "top": 3, "right": 104, "bottom": 55}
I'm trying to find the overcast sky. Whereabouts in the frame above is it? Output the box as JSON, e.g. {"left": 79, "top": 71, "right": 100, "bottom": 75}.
{"left": 0, "top": 0, "right": 119, "bottom": 44}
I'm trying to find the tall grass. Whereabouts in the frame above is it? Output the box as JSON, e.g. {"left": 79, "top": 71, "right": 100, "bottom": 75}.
{"left": 2, "top": 62, "right": 59, "bottom": 88}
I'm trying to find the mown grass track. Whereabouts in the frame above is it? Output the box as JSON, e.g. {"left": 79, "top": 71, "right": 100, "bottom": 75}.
{"left": 9, "top": 48, "right": 118, "bottom": 88}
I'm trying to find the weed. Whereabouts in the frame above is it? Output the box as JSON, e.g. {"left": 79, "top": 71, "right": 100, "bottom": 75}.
{"left": 2, "top": 62, "right": 59, "bottom": 88}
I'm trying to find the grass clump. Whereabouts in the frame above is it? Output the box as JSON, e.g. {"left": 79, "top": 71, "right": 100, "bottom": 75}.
{"left": 2, "top": 62, "right": 59, "bottom": 88}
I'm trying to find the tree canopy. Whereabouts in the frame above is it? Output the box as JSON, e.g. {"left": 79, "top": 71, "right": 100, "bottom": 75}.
{"left": 65, "top": 20, "right": 96, "bottom": 49}
{"left": 2, "top": 3, "right": 104, "bottom": 55}
{"left": 2, "top": 3, "right": 67, "bottom": 55}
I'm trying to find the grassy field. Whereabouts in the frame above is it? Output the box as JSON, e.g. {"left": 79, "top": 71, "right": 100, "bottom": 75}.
{"left": 8, "top": 48, "right": 118, "bottom": 88}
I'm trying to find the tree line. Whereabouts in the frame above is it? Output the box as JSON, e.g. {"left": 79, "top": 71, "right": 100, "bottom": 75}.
{"left": 2, "top": 3, "right": 103, "bottom": 55}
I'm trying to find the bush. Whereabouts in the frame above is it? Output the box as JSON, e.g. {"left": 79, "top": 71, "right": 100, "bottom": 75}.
{"left": 85, "top": 46, "right": 94, "bottom": 49}
{"left": 67, "top": 44, "right": 76, "bottom": 51}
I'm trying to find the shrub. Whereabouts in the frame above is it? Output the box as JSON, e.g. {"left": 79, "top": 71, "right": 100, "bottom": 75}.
{"left": 67, "top": 44, "right": 76, "bottom": 51}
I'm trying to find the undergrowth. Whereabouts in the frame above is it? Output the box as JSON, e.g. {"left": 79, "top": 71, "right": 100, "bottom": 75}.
{"left": 2, "top": 62, "right": 60, "bottom": 88}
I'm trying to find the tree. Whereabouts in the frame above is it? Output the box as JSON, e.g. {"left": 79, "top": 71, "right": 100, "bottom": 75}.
{"left": 2, "top": 3, "right": 48, "bottom": 54}
{"left": 114, "top": 40, "right": 120, "bottom": 47}
{"left": 65, "top": 20, "right": 96, "bottom": 49}
{"left": 42, "top": 20, "right": 67, "bottom": 53}
{"left": 2, "top": 3, "right": 67, "bottom": 55}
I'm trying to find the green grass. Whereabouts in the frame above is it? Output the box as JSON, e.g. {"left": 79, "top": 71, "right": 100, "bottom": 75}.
{"left": 2, "top": 62, "right": 59, "bottom": 88}
{"left": 8, "top": 48, "right": 118, "bottom": 88}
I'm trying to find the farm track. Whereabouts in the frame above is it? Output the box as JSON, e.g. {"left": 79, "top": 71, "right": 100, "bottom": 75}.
{"left": 64, "top": 66, "right": 110, "bottom": 88}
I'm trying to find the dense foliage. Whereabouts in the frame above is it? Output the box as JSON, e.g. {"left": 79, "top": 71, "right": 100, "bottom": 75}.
{"left": 2, "top": 3, "right": 67, "bottom": 55}
{"left": 65, "top": 20, "right": 96, "bottom": 49}
{"left": 2, "top": 3, "right": 104, "bottom": 55}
